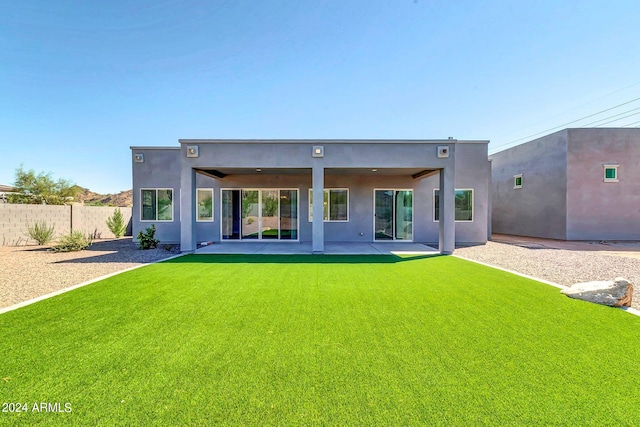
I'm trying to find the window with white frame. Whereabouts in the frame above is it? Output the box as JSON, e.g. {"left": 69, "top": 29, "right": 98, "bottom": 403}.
{"left": 308, "top": 189, "right": 349, "bottom": 221}
{"left": 141, "top": 188, "right": 173, "bottom": 221}
{"left": 513, "top": 174, "right": 523, "bottom": 189}
{"left": 603, "top": 164, "right": 619, "bottom": 182}
{"left": 197, "top": 188, "right": 213, "bottom": 222}
{"left": 433, "top": 189, "right": 474, "bottom": 222}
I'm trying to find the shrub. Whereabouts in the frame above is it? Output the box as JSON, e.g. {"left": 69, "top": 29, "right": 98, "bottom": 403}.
{"left": 52, "top": 230, "right": 93, "bottom": 253}
{"left": 106, "top": 208, "right": 127, "bottom": 238}
{"left": 25, "top": 221, "right": 56, "bottom": 245}
{"left": 137, "top": 224, "right": 159, "bottom": 250}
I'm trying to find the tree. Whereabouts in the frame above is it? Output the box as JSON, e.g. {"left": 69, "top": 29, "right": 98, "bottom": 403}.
{"left": 8, "top": 165, "right": 79, "bottom": 205}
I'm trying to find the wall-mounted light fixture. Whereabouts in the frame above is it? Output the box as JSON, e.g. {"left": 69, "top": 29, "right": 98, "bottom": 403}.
{"left": 437, "top": 146, "right": 449, "bottom": 158}
{"left": 312, "top": 146, "right": 324, "bottom": 158}
{"left": 134, "top": 153, "right": 144, "bottom": 163}
{"left": 186, "top": 145, "right": 199, "bottom": 158}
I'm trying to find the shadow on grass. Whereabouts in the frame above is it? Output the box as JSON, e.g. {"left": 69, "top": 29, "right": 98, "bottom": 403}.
{"left": 161, "top": 253, "right": 444, "bottom": 265}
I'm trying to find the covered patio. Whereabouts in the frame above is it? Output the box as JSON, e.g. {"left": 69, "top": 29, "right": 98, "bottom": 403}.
{"left": 195, "top": 241, "right": 439, "bottom": 255}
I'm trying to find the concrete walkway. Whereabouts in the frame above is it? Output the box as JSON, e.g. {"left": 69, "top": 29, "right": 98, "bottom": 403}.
{"left": 195, "top": 242, "right": 439, "bottom": 256}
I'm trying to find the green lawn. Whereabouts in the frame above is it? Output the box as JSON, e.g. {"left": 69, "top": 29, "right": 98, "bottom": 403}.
{"left": 1, "top": 254, "right": 640, "bottom": 426}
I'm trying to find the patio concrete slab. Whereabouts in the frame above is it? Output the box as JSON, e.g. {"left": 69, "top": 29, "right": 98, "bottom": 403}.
{"left": 195, "top": 242, "right": 438, "bottom": 255}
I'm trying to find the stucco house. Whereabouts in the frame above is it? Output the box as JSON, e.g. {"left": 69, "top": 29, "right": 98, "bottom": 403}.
{"left": 131, "top": 139, "right": 491, "bottom": 254}
{"left": 491, "top": 128, "right": 640, "bottom": 240}
{"left": 0, "top": 184, "right": 17, "bottom": 203}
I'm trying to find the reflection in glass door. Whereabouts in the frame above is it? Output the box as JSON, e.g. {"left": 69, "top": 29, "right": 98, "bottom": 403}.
{"left": 241, "top": 190, "right": 259, "bottom": 239}
{"left": 280, "top": 190, "right": 298, "bottom": 240}
{"left": 223, "top": 189, "right": 298, "bottom": 240}
{"left": 374, "top": 190, "right": 413, "bottom": 241}
{"left": 261, "top": 190, "right": 279, "bottom": 239}
{"left": 375, "top": 190, "right": 394, "bottom": 240}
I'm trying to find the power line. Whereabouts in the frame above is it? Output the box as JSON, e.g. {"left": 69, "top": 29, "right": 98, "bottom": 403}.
{"left": 579, "top": 106, "right": 640, "bottom": 127}
{"left": 491, "top": 96, "right": 640, "bottom": 152}
{"left": 593, "top": 111, "right": 640, "bottom": 127}
{"left": 608, "top": 121, "right": 640, "bottom": 128}
{"left": 493, "top": 80, "right": 640, "bottom": 140}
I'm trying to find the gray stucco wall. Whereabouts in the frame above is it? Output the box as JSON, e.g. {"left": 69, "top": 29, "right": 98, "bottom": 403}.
{"left": 452, "top": 142, "right": 491, "bottom": 244}
{"left": 132, "top": 140, "right": 490, "bottom": 246}
{"left": 566, "top": 128, "right": 640, "bottom": 240}
{"left": 490, "top": 130, "right": 568, "bottom": 239}
{"left": 131, "top": 148, "right": 181, "bottom": 243}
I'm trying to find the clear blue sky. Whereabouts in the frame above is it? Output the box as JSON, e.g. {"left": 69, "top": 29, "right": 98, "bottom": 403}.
{"left": 2, "top": 0, "right": 640, "bottom": 194}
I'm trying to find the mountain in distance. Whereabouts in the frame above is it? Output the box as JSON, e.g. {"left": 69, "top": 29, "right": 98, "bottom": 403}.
{"left": 71, "top": 186, "right": 133, "bottom": 207}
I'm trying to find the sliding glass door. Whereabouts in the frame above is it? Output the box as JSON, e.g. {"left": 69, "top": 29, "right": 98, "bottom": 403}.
{"left": 374, "top": 189, "right": 413, "bottom": 241}
{"left": 279, "top": 190, "right": 298, "bottom": 240}
{"left": 222, "top": 189, "right": 298, "bottom": 241}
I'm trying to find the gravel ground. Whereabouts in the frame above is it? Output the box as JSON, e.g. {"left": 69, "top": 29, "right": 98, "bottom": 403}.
{"left": 0, "top": 238, "right": 180, "bottom": 309}
{"left": 455, "top": 241, "right": 640, "bottom": 311}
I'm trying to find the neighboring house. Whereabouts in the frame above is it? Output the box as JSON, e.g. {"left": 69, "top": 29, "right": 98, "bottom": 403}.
{"left": 131, "top": 139, "right": 491, "bottom": 254}
{"left": 0, "top": 185, "right": 17, "bottom": 203}
{"left": 491, "top": 128, "right": 640, "bottom": 240}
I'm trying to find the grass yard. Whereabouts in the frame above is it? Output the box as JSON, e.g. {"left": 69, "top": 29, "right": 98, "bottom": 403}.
{"left": 1, "top": 254, "right": 640, "bottom": 426}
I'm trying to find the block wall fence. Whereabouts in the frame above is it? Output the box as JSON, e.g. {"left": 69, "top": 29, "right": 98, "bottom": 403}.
{"left": 0, "top": 205, "right": 132, "bottom": 245}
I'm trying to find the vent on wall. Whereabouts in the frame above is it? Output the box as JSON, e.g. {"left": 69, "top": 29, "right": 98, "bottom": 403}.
{"left": 437, "top": 146, "right": 449, "bottom": 158}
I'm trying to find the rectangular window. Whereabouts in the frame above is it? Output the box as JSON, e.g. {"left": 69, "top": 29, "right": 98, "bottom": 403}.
{"left": 197, "top": 189, "right": 213, "bottom": 222}
{"left": 141, "top": 188, "right": 173, "bottom": 221}
{"left": 514, "top": 174, "right": 523, "bottom": 189}
{"left": 309, "top": 189, "right": 349, "bottom": 222}
{"left": 604, "top": 165, "right": 618, "bottom": 182}
{"left": 434, "top": 189, "right": 473, "bottom": 222}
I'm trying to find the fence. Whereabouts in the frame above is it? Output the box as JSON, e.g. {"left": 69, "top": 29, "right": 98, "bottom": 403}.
{"left": 0, "top": 204, "right": 132, "bottom": 246}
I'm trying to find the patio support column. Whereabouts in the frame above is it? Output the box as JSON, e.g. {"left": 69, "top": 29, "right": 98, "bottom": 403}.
{"left": 439, "top": 166, "right": 455, "bottom": 254}
{"left": 312, "top": 165, "right": 325, "bottom": 253}
{"left": 180, "top": 167, "right": 196, "bottom": 252}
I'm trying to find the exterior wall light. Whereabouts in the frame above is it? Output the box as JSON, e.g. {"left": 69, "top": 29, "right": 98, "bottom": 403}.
{"left": 134, "top": 153, "right": 144, "bottom": 163}
{"left": 437, "top": 146, "right": 449, "bottom": 158}
{"left": 312, "top": 146, "right": 324, "bottom": 158}
{"left": 187, "top": 145, "right": 199, "bottom": 158}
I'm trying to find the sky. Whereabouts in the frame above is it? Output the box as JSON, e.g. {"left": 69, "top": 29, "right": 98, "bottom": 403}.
{"left": 2, "top": 0, "right": 640, "bottom": 194}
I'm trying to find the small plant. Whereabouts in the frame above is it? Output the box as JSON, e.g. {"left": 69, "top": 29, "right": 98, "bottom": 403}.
{"left": 106, "top": 208, "right": 127, "bottom": 238}
{"left": 137, "top": 224, "right": 159, "bottom": 250}
{"left": 25, "top": 221, "right": 56, "bottom": 245}
{"left": 52, "top": 230, "right": 93, "bottom": 252}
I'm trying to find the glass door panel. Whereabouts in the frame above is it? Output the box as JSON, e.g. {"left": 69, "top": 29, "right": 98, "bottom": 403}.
{"left": 395, "top": 190, "right": 413, "bottom": 240}
{"left": 375, "top": 189, "right": 413, "bottom": 241}
{"left": 221, "top": 190, "right": 241, "bottom": 240}
{"left": 280, "top": 190, "right": 298, "bottom": 240}
{"left": 241, "top": 190, "right": 259, "bottom": 239}
{"left": 261, "top": 190, "right": 279, "bottom": 240}
{"left": 375, "top": 190, "right": 394, "bottom": 240}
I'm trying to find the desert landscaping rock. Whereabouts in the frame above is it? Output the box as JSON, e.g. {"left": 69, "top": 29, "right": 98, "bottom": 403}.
{"left": 0, "top": 238, "right": 178, "bottom": 309}
{"left": 561, "top": 277, "right": 634, "bottom": 307}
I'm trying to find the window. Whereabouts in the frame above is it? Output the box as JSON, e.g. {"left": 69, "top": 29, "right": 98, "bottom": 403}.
{"left": 603, "top": 164, "right": 619, "bottom": 182}
{"left": 197, "top": 189, "right": 213, "bottom": 222}
{"left": 141, "top": 188, "right": 173, "bottom": 221}
{"left": 308, "top": 189, "right": 349, "bottom": 221}
{"left": 513, "top": 174, "right": 523, "bottom": 189}
{"left": 433, "top": 189, "right": 473, "bottom": 222}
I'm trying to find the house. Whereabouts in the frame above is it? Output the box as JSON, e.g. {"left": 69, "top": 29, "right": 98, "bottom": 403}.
{"left": 131, "top": 139, "right": 491, "bottom": 254}
{"left": 0, "top": 184, "right": 17, "bottom": 203}
{"left": 491, "top": 128, "right": 640, "bottom": 240}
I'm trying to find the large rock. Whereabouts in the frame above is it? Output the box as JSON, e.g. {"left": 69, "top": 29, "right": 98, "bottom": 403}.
{"left": 561, "top": 277, "right": 633, "bottom": 307}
